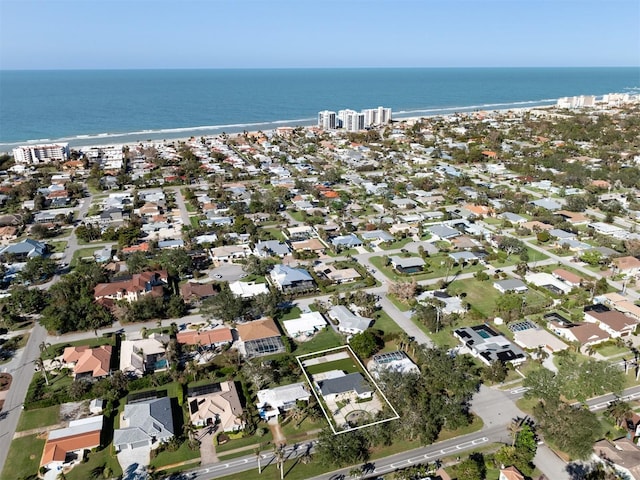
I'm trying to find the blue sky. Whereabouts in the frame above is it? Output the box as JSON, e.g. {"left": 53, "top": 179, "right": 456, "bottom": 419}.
{"left": 1, "top": 0, "right": 639, "bottom": 69}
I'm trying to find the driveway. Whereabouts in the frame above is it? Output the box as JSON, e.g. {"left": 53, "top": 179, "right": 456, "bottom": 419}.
{"left": 117, "top": 446, "right": 150, "bottom": 480}
{"left": 207, "top": 263, "right": 247, "bottom": 282}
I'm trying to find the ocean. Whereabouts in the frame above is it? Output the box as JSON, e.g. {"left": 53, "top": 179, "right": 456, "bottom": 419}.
{"left": 0, "top": 67, "right": 638, "bottom": 150}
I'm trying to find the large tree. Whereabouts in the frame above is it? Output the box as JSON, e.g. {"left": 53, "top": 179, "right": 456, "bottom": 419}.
{"left": 315, "top": 427, "right": 369, "bottom": 468}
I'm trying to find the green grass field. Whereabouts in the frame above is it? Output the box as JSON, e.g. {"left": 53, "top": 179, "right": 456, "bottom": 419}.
{"left": 66, "top": 444, "right": 123, "bottom": 480}
{"left": 304, "top": 357, "right": 360, "bottom": 375}
{"left": 16, "top": 404, "right": 60, "bottom": 431}
{"left": 293, "top": 328, "right": 344, "bottom": 356}
{"left": 0, "top": 434, "right": 46, "bottom": 480}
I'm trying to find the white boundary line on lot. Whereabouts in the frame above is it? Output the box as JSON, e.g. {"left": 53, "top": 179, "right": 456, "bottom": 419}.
{"left": 296, "top": 345, "right": 400, "bottom": 435}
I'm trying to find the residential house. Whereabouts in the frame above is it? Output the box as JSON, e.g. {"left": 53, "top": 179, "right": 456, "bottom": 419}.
{"left": 370, "top": 351, "right": 420, "bottom": 378}
{"left": 0, "top": 226, "right": 18, "bottom": 241}
{"left": 290, "top": 238, "right": 327, "bottom": 253}
{"left": 454, "top": 325, "right": 526, "bottom": 365}
{"left": 113, "top": 397, "right": 175, "bottom": 451}
{"left": 360, "top": 230, "right": 394, "bottom": 244}
{"left": 548, "top": 321, "right": 610, "bottom": 347}
{"left": 40, "top": 416, "right": 104, "bottom": 470}
{"left": 613, "top": 256, "right": 640, "bottom": 277}
{"left": 317, "top": 371, "right": 373, "bottom": 402}
{"left": 94, "top": 270, "right": 168, "bottom": 303}
{"left": 282, "top": 311, "right": 327, "bottom": 338}
{"left": 0, "top": 238, "right": 46, "bottom": 260}
{"left": 256, "top": 382, "right": 311, "bottom": 420}
{"left": 584, "top": 310, "right": 638, "bottom": 338}
{"left": 210, "top": 245, "right": 251, "bottom": 263}
{"left": 530, "top": 198, "right": 562, "bottom": 211}
{"left": 512, "top": 328, "right": 568, "bottom": 353}
{"left": 494, "top": 279, "right": 528, "bottom": 294}
{"left": 427, "top": 224, "right": 461, "bottom": 241}
{"left": 313, "top": 262, "right": 362, "bottom": 284}
{"left": 330, "top": 233, "right": 363, "bottom": 250}
{"left": 119, "top": 333, "right": 169, "bottom": 377}
{"left": 389, "top": 255, "right": 425, "bottom": 274}
{"left": 269, "top": 264, "right": 316, "bottom": 293}
{"left": 254, "top": 240, "right": 291, "bottom": 258}
{"left": 327, "top": 305, "right": 372, "bottom": 334}
{"left": 416, "top": 290, "right": 466, "bottom": 315}
{"left": 499, "top": 466, "right": 526, "bottom": 480}
{"left": 187, "top": 381, "right": 244, "bottom": 431}
{"left": 62, "top": 345, "right": 112, "bottom": 380}
{"left": 499, "top": 212, "right": 527, "bottom": 224}
{"left": 180, "top": 282, "right": 218, "bottom": 304}
{"left": 177, "top": 327, "right": 233, "bottom": 349}
{"left": 593, "top": 437, "right": 640, "bottom": 480}
{"left": 552, "top": 269, "right": 583, "bottom": 288}
{"left": 236, "top": 317, "right": 285, "bottom": 358}
{"left": 229, "top": 280, "right": 270, "bottom": 298}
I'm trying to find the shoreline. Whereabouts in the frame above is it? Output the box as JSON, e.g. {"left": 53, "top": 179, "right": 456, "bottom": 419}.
{"left": 0, "top": 98, "right": 561, "bottom": 153}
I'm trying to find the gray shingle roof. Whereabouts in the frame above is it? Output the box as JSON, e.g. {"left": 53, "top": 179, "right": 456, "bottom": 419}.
{"left": 318, "top": 373, "right": 372, "bottom": 396}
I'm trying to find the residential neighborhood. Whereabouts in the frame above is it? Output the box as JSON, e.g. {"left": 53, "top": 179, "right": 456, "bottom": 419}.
{"left": 1, "top": 94, "right": 640, "bottom": 480}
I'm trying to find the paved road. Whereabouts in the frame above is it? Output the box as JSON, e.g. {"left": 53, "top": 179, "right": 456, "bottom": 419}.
{"left": 168, "top": 186, "right": 192, "bottom": 227}
{"left": 0, "top": 323, "right": 47, "bottom": 472}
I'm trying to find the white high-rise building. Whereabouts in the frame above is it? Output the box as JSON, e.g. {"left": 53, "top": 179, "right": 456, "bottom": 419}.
{"left": 344, "top": 112, "right": 365, "bottom": 132}
{"left": 12, "top": 143, "right": 70, "bottom": 165}
{"left": 362, "top": 106, "right": 392, "bottom": 127}
{"left": 318, "top": 110, "right": 337, "bottom": 129}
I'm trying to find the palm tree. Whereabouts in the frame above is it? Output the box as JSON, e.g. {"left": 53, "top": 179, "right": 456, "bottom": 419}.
{"left": 349, "top": 466, "right": 363, "bottom": 479}
{"left": 585, "top": 344, "right": 598, "bottom": 357}
{"left": 34, "top": 356, "right": 49, "bottom": 385}
{"left": 507, "top": 417, "right": 526, "bottom": 447}
{"left": 606, "top": 399, "right": 633, "bottom": 428}
{"left": 254, "top": 446, "right": 263, "bottom": 474}
{"left": 535, "top": 346, "right": 549, "bottom": 364}
{"left": 274, "top": 444, "right": 286, "bottom": 480}
{"left": 39, "top": 341, "right": 51, "bottom": 357}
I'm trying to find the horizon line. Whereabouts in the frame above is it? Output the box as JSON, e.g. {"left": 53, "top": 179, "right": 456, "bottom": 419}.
{"left": 1, "top": 65, "right": 639, "bottom": 73}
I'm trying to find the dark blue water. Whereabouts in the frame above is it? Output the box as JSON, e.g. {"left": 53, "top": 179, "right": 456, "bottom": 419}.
{"left": 0, "top": 68, "right": 638, "bottom": 149}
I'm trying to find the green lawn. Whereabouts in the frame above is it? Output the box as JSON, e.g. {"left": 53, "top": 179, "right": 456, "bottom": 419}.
{"left": 46, "top": 240, "right": 68, "bottom": 253}
{"left": 304, "top": 357, "right": 360, "bottom": 375}
{"left": 149, "top": 442, "right": 201, "bottom": 469}
{"left": 66, "top": 444, "right": 123, "bottom": 480}
{"left": 378, "top": 237, "right": 413, "bottom": 250}
{"left": 387, "top": 294, "right": 413, "bottom": 312}
{"left": 370, "top": 254, "right": 484, "bottom": 282}
{"left": 0, "top": 434, "right": 46, "bottom": 480}
{"left": 16, "top": 404, "right": 60, "bottom": 431}
{"left": 71, "top": 246, "right": 100, "bottom": 266}
{"left": 294, "top": 328, "right": 344, "bottom": 356}
{"left": 372, "top": 309, "right": 404, "bottom": 335}
{"left": 216, "top": 428, "right": 274, "bottom": 454}
{"left": 260, "top": 227, "right": 286, "bottom": 241}
{"left": 447, "top": 278, "right": 502, "bottom": 318}
{"left": 594, "top": 342, "right": 629, "bottom": 358}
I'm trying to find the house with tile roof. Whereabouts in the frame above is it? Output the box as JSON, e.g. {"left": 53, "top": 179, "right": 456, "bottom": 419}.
{"left": 176, "top": 327, "right": 233, "bottom": 349}
{"left": 584, "top": 310, "right": 638, "bottom": 338}
{"left": 499, "top": 466, "right": 525, "bottom": 480}
{"left": 62, "top": 345, "right": 112, "bottom": 380}
{"left": 40, "top": 416, "right": 104, "bottom": 470}
{"left": 187, "top": 381, "right": 244, "bottom": 431}
{"left": 236, "top": 317, "right": 285, "bottom": 358}
{"left": 93, "top": 270, "right": 167, "bottom": 303}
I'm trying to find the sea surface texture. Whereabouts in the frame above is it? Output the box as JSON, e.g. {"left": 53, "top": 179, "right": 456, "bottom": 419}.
{"left": 1, "top": 67, "right": 638, "bottom": 148}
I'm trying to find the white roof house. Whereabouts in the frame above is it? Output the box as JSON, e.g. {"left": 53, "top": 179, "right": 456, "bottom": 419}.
{"left": 282, "top": 311, "right": 327, "bottom": 338}
{"left": 256, "top": 382, "right": 311, "bottom": 420}
{"left": 229, "top": 280, "right": 270, "bottom": 298}
{"left": 327, "top": 305, "right": 372, "bottom": 334}
{"left": 513, "top": 328, "right": 569, "bottom": 353}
